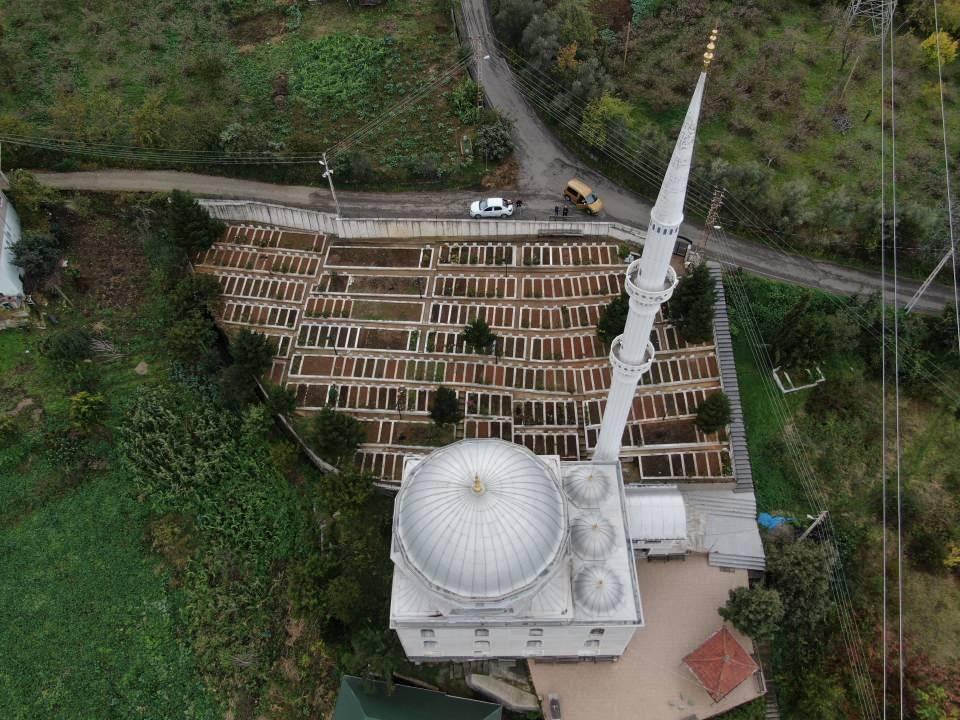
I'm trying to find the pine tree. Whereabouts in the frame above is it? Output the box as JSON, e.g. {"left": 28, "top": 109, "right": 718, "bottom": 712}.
{"left": 596, "top": 292, "right": 629, "bottom": 344}
{"left": 166, "top": 190, "right": 225, "bottom": 256}
{"left": 462, "top": 318, "right": 497, "bottom": 354}
{"left": 668, "top": 264, "right": 715, "bottom": 344}
{"left": 695, "top": 392, "right": 730, "bottom": 433}
{"left": 430, "top": 386, "right": 462, "bottom": 426}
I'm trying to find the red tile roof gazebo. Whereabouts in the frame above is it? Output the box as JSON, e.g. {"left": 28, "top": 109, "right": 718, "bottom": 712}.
{"left": 682, "top": 626, "right": 759, "bottom": 702}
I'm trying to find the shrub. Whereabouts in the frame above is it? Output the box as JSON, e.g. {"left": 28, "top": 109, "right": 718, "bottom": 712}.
{"left": 68, "top": 391, "right": 108, "bottom": 432}
{"left": 719, "top": 585, "right": 784, "bottom": 640}
{"left": 263, "top": 382, "right": 297, "bottom": 417}
{"left": 920, "top": 31, "right": 959, "bottom": 68}
{"left": 474, "top": 117, "right": 514, "bottom": 161}
{"left": 11, "top": 231, "right": 62, "bottom": 280}
{"left": 5, "top": 170, "right": 56, "bottom": 230}
{"left": 765, "top": 539, "right": 835, "bottom": 659}
{"left": 41, "top": 327, "right": 93, "bottom": 369}
{"left": 907, "top": 529, "right": 948, "bottom": 574}
{"left": 450, "top": 78, "right": 481, "bottom": 124}
{"left": 430, "top": 386, "right": 462, "bottom": 426}
{"left": 695, "top": 392, "right": 731, "bottom": 433}
{"left": 333, "top": 150, "right": 375, "bottom": 184}
{"left": 313, "top": 406, "right": 364, "bottom": 466}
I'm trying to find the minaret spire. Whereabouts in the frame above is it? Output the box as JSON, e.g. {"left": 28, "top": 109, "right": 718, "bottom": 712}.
{"left": 593, "top": 29, "right": 717, "bottom": 462}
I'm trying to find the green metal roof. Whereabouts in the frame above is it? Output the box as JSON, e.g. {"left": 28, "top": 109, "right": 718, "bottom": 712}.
{"left": 333, "top": 676, "right": 502, "bottom": 720}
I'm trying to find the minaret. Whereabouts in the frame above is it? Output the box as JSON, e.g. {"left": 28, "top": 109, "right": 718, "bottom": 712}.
{"left": 593, "top": 30, "right": 717, "bottom": 462}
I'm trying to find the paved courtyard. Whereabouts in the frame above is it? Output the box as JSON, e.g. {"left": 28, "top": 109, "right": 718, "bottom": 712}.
{"left": 196, "top": 225, "right": 733, "bottom": 484}
{"left": 529, "top": 554, "right": 764, "bottom": 720}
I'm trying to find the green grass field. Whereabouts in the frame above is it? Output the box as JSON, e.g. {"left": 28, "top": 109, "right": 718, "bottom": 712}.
{"left": 0, "top": 329, "right": 219, "bottom": 719}
{"left": 0, "top": 0, "right": 485, "bottom": 185}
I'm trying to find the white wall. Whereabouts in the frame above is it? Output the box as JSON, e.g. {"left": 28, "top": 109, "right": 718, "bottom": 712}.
{"left": 0, "top": 191, "right": 24, "bottom": 301}
{"left": 198, "top": 199, "right": 647, "bottom": 245}
{"left": 394, "top": 623, "right": 636, "bottom": 661}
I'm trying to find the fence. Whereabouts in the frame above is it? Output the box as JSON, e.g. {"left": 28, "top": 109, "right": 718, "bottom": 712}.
{"left": 198, "top": 199, "right": 648, "bottom": 245}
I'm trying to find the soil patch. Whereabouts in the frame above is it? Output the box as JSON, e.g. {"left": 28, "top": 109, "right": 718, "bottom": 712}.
{"left": 356, "top": 328, "right": 409, "bottom": 351}
{"left": 326, "top": 246, "right": 422, "bottom": 268}
{"left": 349, "top": 276, "right": 423, "bottom": 295}
{"left": 229, "top": 10, "right": 286, "bottom": 45}
{"left": 643, "top": 420, "right": 698, "bottom": 445}
{"left": 351, "top": 300, "right": 423, "bottom": 322}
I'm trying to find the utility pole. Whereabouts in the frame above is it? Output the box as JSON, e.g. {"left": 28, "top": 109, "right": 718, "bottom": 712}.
{"left": 622, "top": 22, "right": 632, "bottom": 72}
{"left": 320, "top": 153, "right": 341, "bottom": 218}
{"left": 798, "top": 511, "right": 829, "bottom": 542}
{"left": 702, "top": 187, "right": 725, "bottom": 252}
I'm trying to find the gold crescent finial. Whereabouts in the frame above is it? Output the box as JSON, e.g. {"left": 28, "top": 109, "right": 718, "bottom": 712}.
{"left": 472, "top": 473, "right": 485, "bottom": 494}
{"left": 704, "top": 28, "right": 719, "bottom": 69}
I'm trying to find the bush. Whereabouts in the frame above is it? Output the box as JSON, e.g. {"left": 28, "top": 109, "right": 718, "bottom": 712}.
{"left": 333, "top": 150, "right": 375, "bottom": 184}
{"left": 229, "top": 328, "right": 274, "bottom": 377}
{"left": 11, "top": 231, "right": 62, "bottom": 280}
{"left": 920, "top": 31, "right": 959, "bottom": 68}
{"left": 907, "top": 529, "right": 948, "bottom": 574}
{"left": 166, "top": 315, "right": 219, "bottom": 368}
{"left": 430, "top": 386, "right": 462, "bottom": 426}
{"left": 450, "top": 78, "right": 481, "bottom": 124}
{"left": 719, "top": 585, "right": 784, "bottom": 640}
{"left": 474, "top": 118, "right": 514, "bottom": 161}
{"left": 68, "top": 391, "right": 108, "bottom": 432}
{"left": 695, "top": 392, "right": 731, "bottom": 433}
{"left": 5, "top": 170, "right": 56, "bottom": 230}
{"left": 41, "top": 327, "right": 93, "bottom": 369}
{"left": 313, "top": 406, "right": 364, "bottom": 466}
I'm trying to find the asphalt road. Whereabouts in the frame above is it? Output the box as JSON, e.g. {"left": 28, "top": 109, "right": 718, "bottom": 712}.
{"left": 23, "top": 168, "right": 953, "bottom": 314}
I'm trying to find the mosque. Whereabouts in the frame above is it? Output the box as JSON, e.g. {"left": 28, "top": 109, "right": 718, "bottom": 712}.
{"left": 388, "top": 31, "right": 762, "bottom": 664}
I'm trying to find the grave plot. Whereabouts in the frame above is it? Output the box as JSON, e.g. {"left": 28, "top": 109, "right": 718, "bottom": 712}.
{"left": 304, "top": 297, "right": 352, "bottom": 320}
{"left": 581, "top": 387, "right": 716, "bottom": 426}
{"left": 348, "top": 275, "right": 427, "bottom": 296}
{"left": 404, "top": 359, "right": 448, "bottom": 384}
{"left": 314, "top": 273, "right": 350, "bottom": 293}
{"left": 634, "top": 449, "right": 731, "bottom": 482}
{"left": 464, "top": 419, "right": 514, "bottom": 440}
{"left": 349, "top": 300, "right": 425, "bottom": 322}
{"left": 216, "top": 274, "right": 306, "bottom": 304}
{"left": 527, "top": 334, "right": 604, "bottom": 362}
{"left": 519, "top": 303, "right": 604, "bottom": 330}
{"left": 221, "top": 301, "right": 299, "bottom": 329}
{"left": 429, "top": 302, "right": 515, "bottom": 329}
{"left": 292, "top": 382, "right": 435, "bottom": 412}
{"left": 440, "top": 243, "right": 514, "bottom": 266}
{"left": 426, "top": 331, "right": 526, "bottom": 360}
{"left": 361, "top": 419, "right": 455, "bottom": 447}
{"left": 357, "top": 450, "right": 407, "bottom": 482}
{"left": 434, "top": 275, "right": 517, "bottom": 299}
{"left": 640, "top": 353, "right": 721, "bottom": 387}
{"left": 325, "top": 245, "right": 431, "bottom": 268}
{"left": 297, "top": 323, "right": 414, "bottom": 352}
{"left": 196, "top": 245, "right": 271, "bottom": 272}
{"left": 226, "top": 226, "right": 325, "bottom": 252}
{"left": 268, "top": 252, "right": 322, "bottom": 277}
{"left": 463, "top": 391, "right": 513, "bottom": 418}
{"left": 521, "top": 272, "right": 623, "bottom": 299}
{"left": 513, "top": 399, "right": 578, "bottom": 427}
{"left": 516, "top": 432, "right": 581, "bottom": 459}
{"left": 520, "top": 242, "right": 621, "bottom": 267}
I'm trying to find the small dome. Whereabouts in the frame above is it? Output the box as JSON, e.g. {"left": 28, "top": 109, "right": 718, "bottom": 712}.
{"left": 395, "top": 439, "right": 567, "bottom": 603}
{"left": 564, "top": 467, "right": 610, "bottom": 506}
{"left": 573, "top": 564, "right": 624, "bottom": 615}
{"left": 570, "top": 512, "right": 616, "bottom": 561}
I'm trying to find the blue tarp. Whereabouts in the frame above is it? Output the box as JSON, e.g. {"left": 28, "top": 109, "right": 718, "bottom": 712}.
{"left": 757, "top": 512, "right": 793, "bottom": 529}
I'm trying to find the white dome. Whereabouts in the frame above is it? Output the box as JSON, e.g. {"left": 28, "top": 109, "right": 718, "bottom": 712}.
{"left": 394, "top": 439, "right": 567, "bottom": 603}
{"left": 573, "top": 564, "right": 624, "bottom": 615}
{"left": 570, "top": 512, "right": 616, "bottom": 561}
{"left": 564, "top": 466, "right": 610, "bottom": 506}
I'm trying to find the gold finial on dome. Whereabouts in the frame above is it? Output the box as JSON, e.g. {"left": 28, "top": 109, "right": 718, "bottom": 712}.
{"left": 471, "top": 473, "right": 485, "bottom": 495}
{"left": 703, "top": 28, "right": 719, "bottom": 69}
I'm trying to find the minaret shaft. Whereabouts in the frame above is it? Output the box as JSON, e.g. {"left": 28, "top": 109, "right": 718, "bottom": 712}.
{"left": 593, "top": 68, "right": 709, "bottom": 463}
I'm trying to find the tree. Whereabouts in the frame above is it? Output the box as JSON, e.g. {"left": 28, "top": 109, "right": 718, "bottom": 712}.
{"left": 68, "top": 391, "right": 108, "bottom": 432}
{"left": 11, "top": 231, "right": 61, "bottom": 280}
{"left": 313, "top": 406, "right": 364, "bottom": 466}
{"left": 695, "top": 392, "right": 731, "bottom": 433}
{"left": 166, "top": 315, "right": 219, "bottom": 368}
{"left": 41, "top": 327, "right": 93, "bottom": 369}
{"left": 921, "top": 31, "right": 959, "bottom": 68}
{"left": 580, "top": 94, "right": 633, "bottom": 150}
{"left": 430, "top": 386, "right": 462, "bottom": 426}
{"left": 765, "top": 539, "right": 835, "bottom": 658}
{"left": 166, "top": 190, "right": 225, "bottom": 256}
{"left": 474, "top": 118, "right": 514, "bottom": 162}
{"left": 596, "top": 292, "right": 629, "bottom": 344}
{"left": 668, "top": 264, "right": 715, "bottom": 343}
{"left": 229, "top": 328, "right": 274, "bottom": 377}
{"left": 719, "top": 585, "right": 784, "bottom": 640}
{"left": 462, "top": 317, "right": 497, "bottom": 354}
{"left": 165, "top": 273, "right": 222, "bottom": 321}
{"left": 771, "top": 293, "right": 831, "bottom": 370}
{"left": 263, "top": 382, "right": 297, "bottom": 417}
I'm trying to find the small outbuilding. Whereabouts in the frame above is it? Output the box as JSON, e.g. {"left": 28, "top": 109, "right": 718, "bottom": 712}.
{"left": 682, "top": 626, "right": 759, "bottom": 703}
{"left": 333, "top": 675, "right": 502, "bottom": 720}
{"left": 0, "top": 191, "right": 24, "bottom": 309}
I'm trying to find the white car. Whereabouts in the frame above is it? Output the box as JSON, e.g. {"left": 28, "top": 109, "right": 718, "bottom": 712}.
{"left": 470, "top": 197, "right": 514, "bottom": 219}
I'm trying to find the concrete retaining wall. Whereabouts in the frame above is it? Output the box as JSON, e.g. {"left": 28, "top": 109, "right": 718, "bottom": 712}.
{"left": 198, "top": 199, "right": 647, "bottom": 245}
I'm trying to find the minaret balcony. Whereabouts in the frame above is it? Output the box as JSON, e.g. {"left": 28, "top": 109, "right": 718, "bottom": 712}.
{"left": 609, "top": 336, "right": 655, "bottom": 379}
{"left": 625, "top": 262, "right": 678, "bottom": 306}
